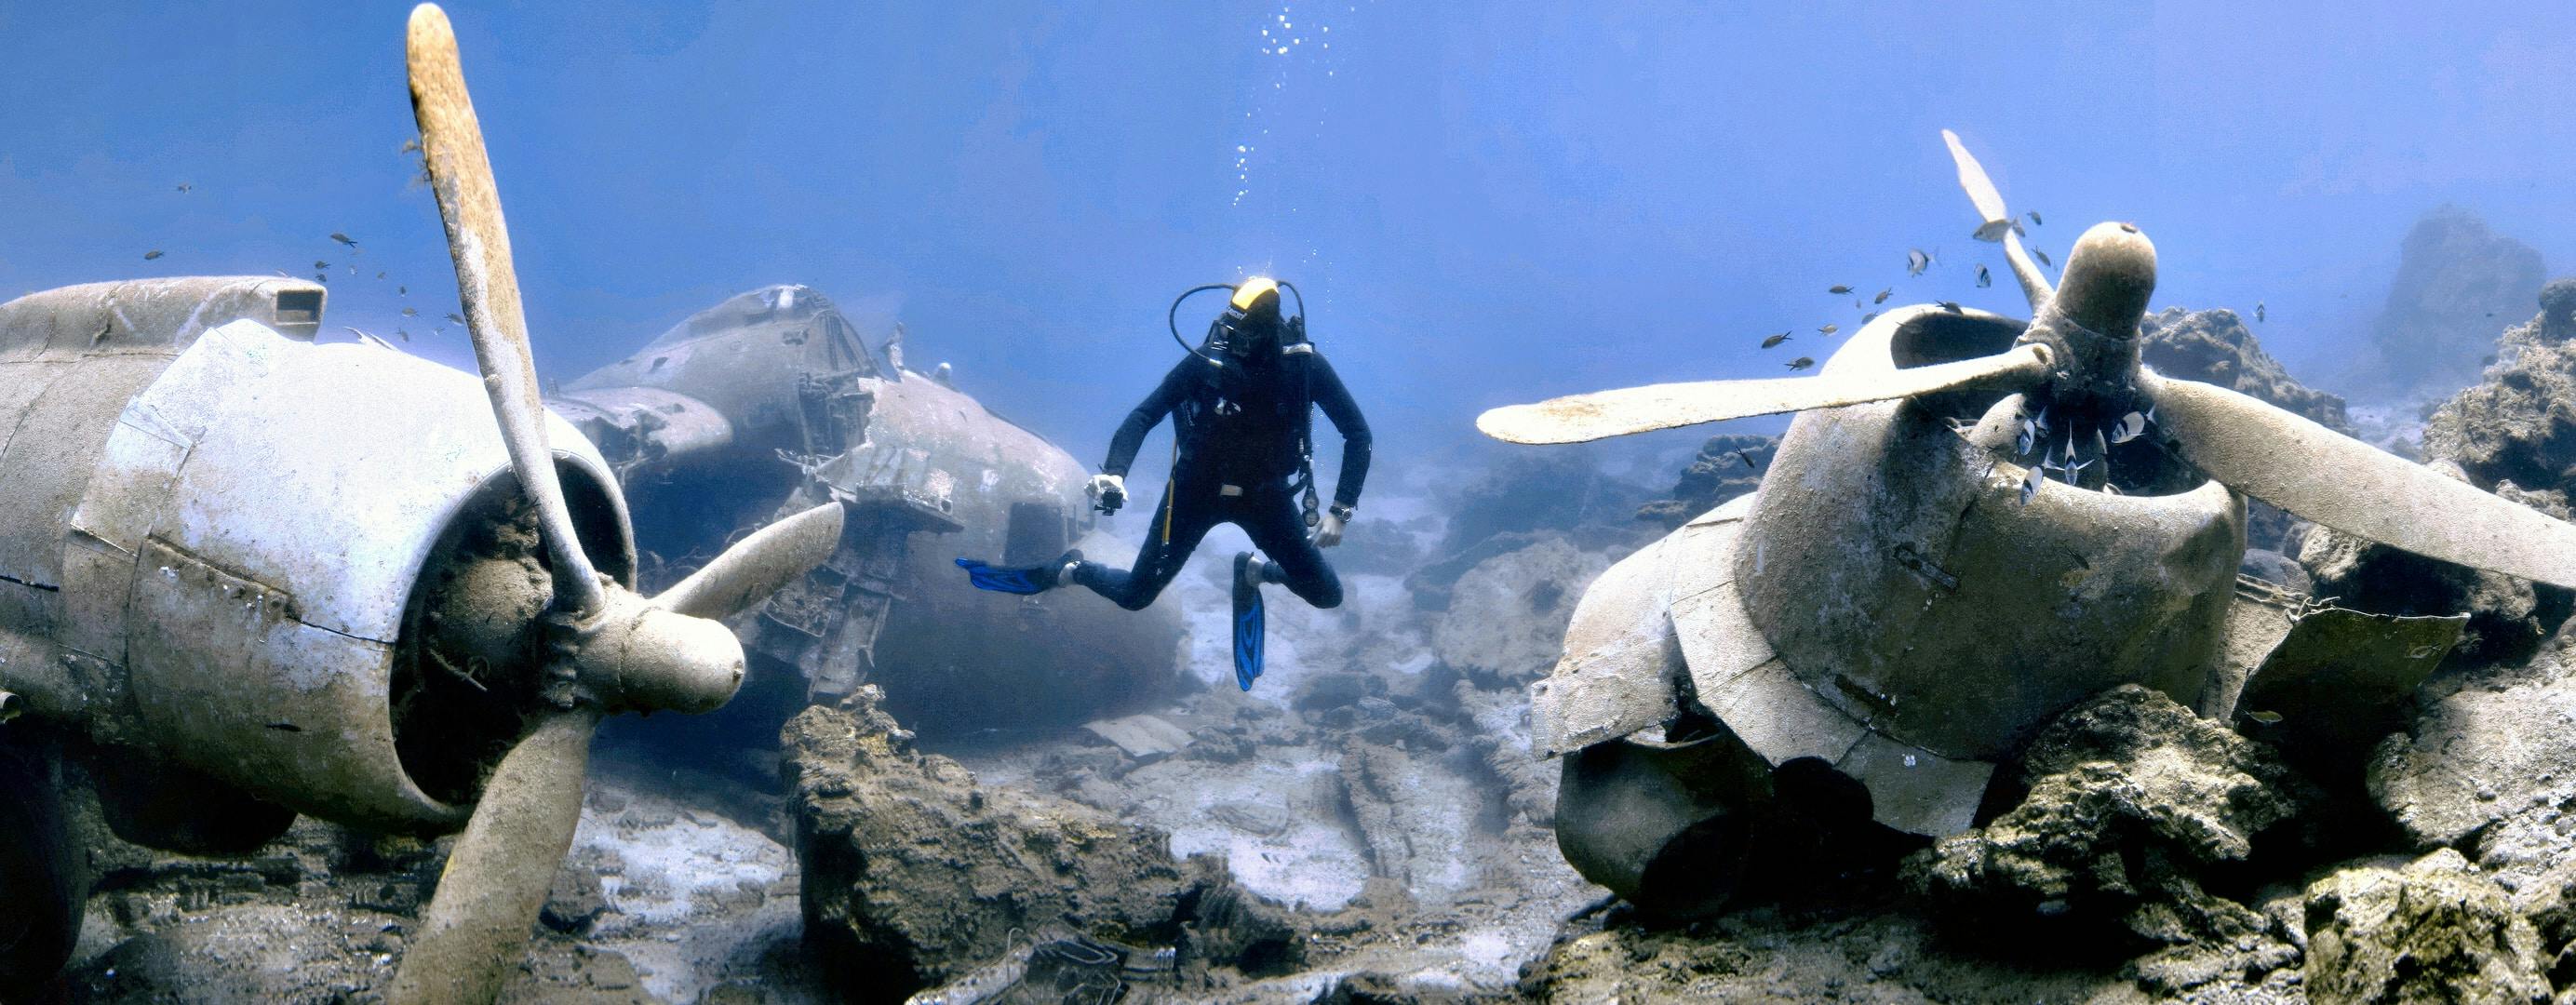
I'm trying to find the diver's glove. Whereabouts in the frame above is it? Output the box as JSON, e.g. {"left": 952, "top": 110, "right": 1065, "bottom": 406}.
{"left": 1314, "top": 506, "right": 1348, "bottom": 548}
{"left": 1087, "top": 473, "right": 1127, "bottom": 514}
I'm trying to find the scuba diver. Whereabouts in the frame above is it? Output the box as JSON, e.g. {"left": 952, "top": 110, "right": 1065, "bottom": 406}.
{"left": 958, "top": 277, "right": 1370, "bottom": 690}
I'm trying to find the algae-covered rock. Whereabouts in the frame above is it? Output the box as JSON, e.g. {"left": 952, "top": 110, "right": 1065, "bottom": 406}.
{"left": 1903, "top": 686, "right": 2312, "bottom": 989}
{"left": 1634, "top": 433, "right": 1774, "bottom": 530}
{"left": 2424, "top": 314, "right": 2576, "bottom": 498}
{"left": 783, "top": 687, "right": 1303, "bottom": 1001}
{"left": 2302, "top": 848, "right": 2552, "bottom": 1003}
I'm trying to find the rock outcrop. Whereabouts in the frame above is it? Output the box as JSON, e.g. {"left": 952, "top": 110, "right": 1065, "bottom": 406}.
{"left": 2298, "top": 464, "right": 2574, "bottom": 669}
{"left": 2140, "top": 306, "right": 2355, "bottom": 436}
{"left": 1634, "top": 433, "right": 1775, "bottom": 530}
{"left": 2303, "top": 849, "right": 2553, "bottom": 1003}
{"left": 1904, "top": 686, "right": 2314, "bottom": 991}
{"left": 783, "top": 689, "right": 1304, "bottom": 1002}
{"left": 2354, "top": 205, "right": 2549, "bottom": 396}
{"left": 1428, "top": 537, "right": 1612, "bottom": 686}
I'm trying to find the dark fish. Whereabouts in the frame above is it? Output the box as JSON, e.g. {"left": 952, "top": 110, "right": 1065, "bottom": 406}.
{"left": 2026, "top": 210, "right": 2043, "bottom": 226}
{"left": 265, "top": 721, "right": 302, "bottom": 732}
{"left": 1762, "top": 333, "right": 1791, "bottom": 349}
{"left": 1860, "top": 311, "right": 1880, "bottom": 325}
{"left": 1818, "top": 323, "right": 1839, "bottom": 336}
{"left": 376, "top": 271, "right": 387, "bottom": 279}
{"left": 314, "top": 260, "right": 329, "bottom": 270}
{"left": 1975, "top": 263, "right": 1992, "bottom": 288}
{"left": 141, "top": 249, "right": 163, "bottom": 261}
{"left": 2256, "top": 302, "right": 2266, "bottom": 323}
{"left": 1829, "top": 284, "right": 1854, "bottom": 295}
{"left": 1733, "top": 449, "right": 1759, "bottom": 470}
{"left": 1938, "top": 301, "right": 1963, "bottom": 313}
{"left": 2109, "top": 411, "right": 2148, "bottom": 444}
{"left": 174, "top": 181, "right": 192, "bottom": 193}
{"left": 401, "top": 307, "right": 419, "bottom": 316}
{"left": 2032, "top": 248, "right": 2053, "bottom": 268}
{"left": 2019, "top": 464, "right": 2044, "bottom": 505}
{"left": 399, "top": 138, "right": 421, "bottom": 154}
{"left": 314, "top": 273, "right": 329, "bottom": 284}
{"left": 1873, "top": 288, "right": 1891, "bottom": 304}
{"left": 330, "top": 233, "right": 357, "bottom": 248}
{"left": 1906, "top": 248, "right": 1931, "bottom": 275}
{"left": 446, "top": 312, "right": 466, "bottom": 325}
{"left": 399, "top": 285, "right": 408, "bottom": 295}
{"left": 1786, "top": 356, "right": 1815, "bottom": 370}
{"left": 396, "top": 328, "right": 410, "bottom": 342}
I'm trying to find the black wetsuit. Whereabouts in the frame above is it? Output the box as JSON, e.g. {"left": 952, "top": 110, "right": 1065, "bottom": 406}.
{"left": 1070, "top": 345, "right": 1370, "bottom": 610}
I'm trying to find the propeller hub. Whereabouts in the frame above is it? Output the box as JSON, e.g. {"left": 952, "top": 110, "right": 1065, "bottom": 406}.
{"left": 2053, "top": 221, "right": 2157, "bottom": 340}
{"left": 567, "top": 589, "right": 745, "bottom": 715}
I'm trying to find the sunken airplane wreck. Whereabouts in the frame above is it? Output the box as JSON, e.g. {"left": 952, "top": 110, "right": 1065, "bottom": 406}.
{"left": 0, "top": 7, "right": 843, "bottom": 1001}
{"left": 544, "top": 284, "right": 1186, "bottom": 740}
{"left": 1478, "top": 129, "right": 2576, "bottom": 915}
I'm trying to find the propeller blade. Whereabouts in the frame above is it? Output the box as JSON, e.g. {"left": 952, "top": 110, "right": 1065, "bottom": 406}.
{"left": 385, "top": 707, "right": 600, "bottom": 1005}
{"left": 1478, "top": 343, "right": 2052, "bottom": 445}
{"left": 408, "top": 3, "right": 604, "bottom": 618}
{"left": 2146, "top": 371, "right": 2576, "bottom": 590}
{"left": 1940, "top": 128, "right": 2052, "bottom": 311}
{"left": 654, "top": 502, "right": 846, "bottom": 620}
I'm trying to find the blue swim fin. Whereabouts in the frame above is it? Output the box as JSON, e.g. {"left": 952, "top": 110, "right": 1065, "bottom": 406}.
{"left": 957, "top": 549, "right": 1082, "bottom": 596}
{"left": 1231, "top": 552, "right": 1266, "bottom": 690}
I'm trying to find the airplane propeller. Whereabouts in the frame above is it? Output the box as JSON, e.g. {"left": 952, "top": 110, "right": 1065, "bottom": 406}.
{"left": 388, "top": 7, "right": 843, "bottom": 1002}
{"left": 1476, "top": 127, "right": 2576, "bottom": 592}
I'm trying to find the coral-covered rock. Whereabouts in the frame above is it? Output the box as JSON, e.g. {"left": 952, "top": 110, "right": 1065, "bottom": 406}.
{"left": 1903, "top": 687, "right": 2313, "bottom": 989}
{"left": 1428, "top": 536, "right": 1610, "bottom": 686}
{"left": 1634, "top": 433, "right": 1775, "bottom": 530}
{"left": 2369, "top": 657, "right": 2576, "bottom": 849}
{"left": 2140, "top": 306, "right": 2355, "bottom": 435}
{"left": 2302, "top": 849, "right": 2551, "bottom": 1004}
{"left": 783, "top": 689, "right": 1303, "bottom": 1001}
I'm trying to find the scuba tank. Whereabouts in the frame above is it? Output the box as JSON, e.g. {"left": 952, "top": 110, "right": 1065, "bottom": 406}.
{"left": 1165, "top": 278, "right": 1322, "bottom": 528}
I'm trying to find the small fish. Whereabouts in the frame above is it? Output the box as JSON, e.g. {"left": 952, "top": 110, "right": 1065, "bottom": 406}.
{"left": 401, "top": 307, "right": 419, "bottom": 316}
{"left": 446, "top": 312, "right": 466, "bottom": 325}
{"left": 2032, "top": 248, "right": 2053, "bottom": 268}
{"left": 2245, "top": 710, "right": 2282, "bottom": 726}
{"left": 1733, "top": 449, "right": 1759, "bottom": 471}
{"left": 2019, "top": 464, "right": 2044, "bottom": 504}
{"left": 396, "top": 328, "right": 410, "bottom": 342}
{"left": 1973, "top": 218, "right": 2017, "bottom": 242}
{"left": 314, "top": 260, "right": 329, "bottom": 270}
{"left": 2256, "top": 302, "right": 2267, "bottom": 323}
{"left": 1906, "top": 248, "right": 1931, "bottom": 275}
{"left": 314, "top": 273, "right": 329, "bottom": 284}
{"left": 174, "top": 181, "right": 193, "bottom": 193}
{"left": 1761, "top": 332, "right": 1791, "bottom": 349}
{"left": 2091, "top": 427, "right": 2108, "bottom": 462}
{"left": 376, "top": 271, "right": 387, "bottom": 279}
{"left": 2033, "top": 406, "right": 2050, "bottom": 433}
{"left": 399, "top": 138, "right": 422, "bottom": 154}
{"left": 1786, "top": 356, "right": 1815, "bottom": 371}
{"left": 141, "top": 249, "right": 164, "bottom": 261}
{"left": 2109, "top": 411, "right": 2148, "bottom": 444}
{"left": 2016, "top": 418, "right": 2035, "bottom": 456}
{"left": 2026, "top": 210, "right": 2043, "bottom": 226}
{"left": 1873, "top": 288, "right": 1891, "bottom": 304}
{"left": 264, "top": 721, "right": 302, "bottom": 732}
{"left": 1860, "top": 311, "right": 1880, "bottom": 325}
{"left": 1939, "top": 301, "right": 1963, "bottom": 313}
{"left": 1817, "top": 323, "right": 1839, "bottom": 336}
{"left": 330, "top": 233, "right": 357, "bottom": 248}
{"left": 1975, "top": 263, "right": 1992, "bottom": 288}
{"left": 1829, "top": 284, "right": 1854, "bottom": 295}
{"left": 398, "top": 285, "right": 408, "bottom": 296}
